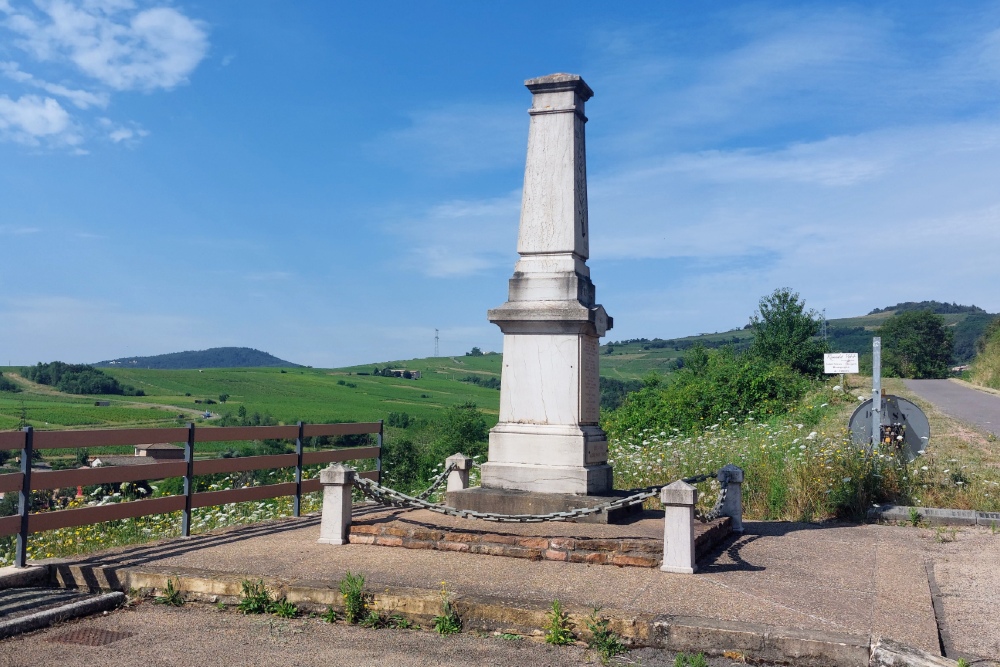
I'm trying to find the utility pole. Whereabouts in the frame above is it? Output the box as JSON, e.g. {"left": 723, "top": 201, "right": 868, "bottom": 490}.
{"left": 434, "top": 329, "right": 440, "bottom": 357}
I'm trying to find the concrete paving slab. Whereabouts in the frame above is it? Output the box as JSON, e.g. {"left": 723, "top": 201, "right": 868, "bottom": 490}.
{"left": 21, "top": 511, "right": 1000, "bottom": 663}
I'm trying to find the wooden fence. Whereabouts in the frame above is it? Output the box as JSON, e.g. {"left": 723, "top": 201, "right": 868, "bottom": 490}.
{"left": 0, "top": 421, "right": 383, "bottom": 568}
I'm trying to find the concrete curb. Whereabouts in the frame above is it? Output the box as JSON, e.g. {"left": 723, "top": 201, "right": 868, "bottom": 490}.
{"left": 870, "top": 504, "right": 1000, "bottom": 528}
{"left": 49, "top": 562, "right": 886, "bottom": 667}
{"left": 871, "top": 638, "right": 960, "bottom": 667}
{"left": 0, "top": 591, "right": 125, "bottom": 640}
{"left": 0, "top": 566, "right": 48, "bottom": 590}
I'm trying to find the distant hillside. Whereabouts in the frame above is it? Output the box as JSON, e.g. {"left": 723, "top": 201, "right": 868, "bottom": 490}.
{"left": 868, "top": 301, "right": 987, "bottom": 315}
{"left": 95, "top": 347, "right": 300, "bottom": 370}
{"left": 829, "top": 302, "right": 995, "bottom": 365}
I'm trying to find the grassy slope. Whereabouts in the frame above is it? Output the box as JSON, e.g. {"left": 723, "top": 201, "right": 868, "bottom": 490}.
{"left": 0, "top": 309, "right": 987, "bottom": 432}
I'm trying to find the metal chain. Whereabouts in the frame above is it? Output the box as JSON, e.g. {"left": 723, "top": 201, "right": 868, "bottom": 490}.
{"left": 352, "top": 470, "right": 727, "bottom": 524}
{"left": 415, "top": 462, "right": 456, "bottom": 500}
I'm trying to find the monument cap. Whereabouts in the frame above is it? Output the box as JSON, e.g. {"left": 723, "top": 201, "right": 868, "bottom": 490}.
{"left": 524, "top": 73, "right": 594, "bottom": 100}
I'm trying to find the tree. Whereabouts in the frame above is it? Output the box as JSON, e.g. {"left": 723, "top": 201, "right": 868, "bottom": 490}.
{"left": 218, "top": 393, "right": 229, "bottom": 403}
{"left": 748, "top": 288, "right": 828, "bottom": 377}
{"left": 426, "top": 402, "right": 489, "bottom": 473}
{"left": 465, "top": 347, "right": 483, "bottom": 357}
{"left": 878, "top": 310, "right": 954, "bottom": 379}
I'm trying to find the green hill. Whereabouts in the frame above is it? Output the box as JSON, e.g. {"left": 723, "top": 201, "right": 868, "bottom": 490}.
{"left": 827, "top": 303, "right": 996, "bottom": 365}
{"left": 95, "top": 347, "right": 299, "bottom": 370}
{"left": 3, "top": 299, "right": 993, "bottom": 434}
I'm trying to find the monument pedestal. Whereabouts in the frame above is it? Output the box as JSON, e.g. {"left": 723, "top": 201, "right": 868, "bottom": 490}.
{"left": 447, "top": 487, "right": 641, "bottom": 524}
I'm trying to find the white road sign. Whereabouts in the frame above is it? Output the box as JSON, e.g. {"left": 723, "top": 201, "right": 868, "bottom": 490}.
{"left": 824, "top": 353, "right": 859, "bottom": 374}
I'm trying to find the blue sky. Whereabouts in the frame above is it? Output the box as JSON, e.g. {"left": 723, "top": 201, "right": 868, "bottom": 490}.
{"left": 2, "top": 1, "right": 1000, "bottom": 368}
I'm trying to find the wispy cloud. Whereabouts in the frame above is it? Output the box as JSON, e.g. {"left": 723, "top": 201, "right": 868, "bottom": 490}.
{"left": 0, "top": 224, "right": 42, "bottom": 235}
{"left": 0, "top": 0, "right": 208, "bottom": 150}
{"left": 387, "top": 191, "right": 520, "bottom": 277}
{"left": 366, "top": 103, "right": 524, "bottom": 174}
{"left": 4, "top": 1, "right": 209, "bottom": 91}
{"left": 0, "top": 60, "right": 109, "bottom": 108}
{"left": 244, "top": 271, "right": 293, "bottom": 282}
{"left": 0, "top": 295, "right": 204, "bottom": 364}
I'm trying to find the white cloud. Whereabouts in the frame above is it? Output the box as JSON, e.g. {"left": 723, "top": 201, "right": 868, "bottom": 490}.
{"left": 101, "top": 117, "right": 147, "bottom": 143}
{"left": 0, "top": 93, "right": 80, "bottom": 145}
{"left": 388, "top": 191, "right": 520, "bottom": 277}
{"left": 0, "top": 1, "right": 208, "bottom": 149}
{"left": 5, "top": 1, "right": 209, "bottom": 91}
{"left": 0, "top": 60, "right": 109, "bottom": 108}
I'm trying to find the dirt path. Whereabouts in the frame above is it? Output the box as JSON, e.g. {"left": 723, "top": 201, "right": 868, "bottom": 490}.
{"left": 903, "top": 379, "right": 1000, "bottom": 437}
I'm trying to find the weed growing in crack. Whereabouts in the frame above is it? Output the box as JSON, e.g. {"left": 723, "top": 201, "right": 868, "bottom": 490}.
{"left": 586, "top": 607, "right": 626, "bottom": 664}
{"left": 153, "top": 579, "right": 184, "bottom": 607}
{"left": 544, "top": 599, "right": 574, "bottom": 646}
{"left": 433, "top": 581, "right": 461, "bottom": 636}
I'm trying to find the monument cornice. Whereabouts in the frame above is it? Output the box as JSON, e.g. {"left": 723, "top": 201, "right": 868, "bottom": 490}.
{"left": 524, "top": 73, "right": 594, "bottom": 101}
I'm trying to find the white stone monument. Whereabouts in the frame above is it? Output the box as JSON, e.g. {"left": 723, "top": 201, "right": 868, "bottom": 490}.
{"left": 449, "top": 73, "right": 616, "bottom": 520}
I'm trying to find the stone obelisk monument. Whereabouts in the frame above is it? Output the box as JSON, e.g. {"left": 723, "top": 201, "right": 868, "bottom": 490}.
{"left": 451, "top": 73, "right": 619, "bottom": 519}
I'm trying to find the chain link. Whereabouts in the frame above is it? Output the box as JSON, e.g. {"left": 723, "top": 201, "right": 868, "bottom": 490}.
{"left": 415, "top": 462, "right": 456, "bottom": 500}
{"left": 351, "top": 469, "right": 728, "bottom": 524}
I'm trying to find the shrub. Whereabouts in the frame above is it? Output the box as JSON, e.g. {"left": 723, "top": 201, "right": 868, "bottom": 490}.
{"left": 603, "top": 346, "right": 811, "bottom": 439}
{"left": 0, "top": 373, "right": 21, "bottom": 393}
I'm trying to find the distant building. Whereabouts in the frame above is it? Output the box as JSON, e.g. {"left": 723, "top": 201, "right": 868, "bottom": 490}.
{"left": 134, "top": 443, "right": 184, "bottom": 460}
{"left": 388, "top": 370, "right": 421, "bottom": 379}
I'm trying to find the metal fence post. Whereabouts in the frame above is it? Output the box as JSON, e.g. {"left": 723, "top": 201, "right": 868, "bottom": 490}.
{"left": 15, "top": 426, "right": 33, "bottom": 568}
{"left": 871, "top": 336, "right": 882, "bottom": 452}
{"left": 376, "top": 420, "right": 384, "bottom": 485}
{"left": 293, "top": 421, "right": 304, "bottom": 518}
{"left": 181, "top": 423, "right": 195, "bottom": 537}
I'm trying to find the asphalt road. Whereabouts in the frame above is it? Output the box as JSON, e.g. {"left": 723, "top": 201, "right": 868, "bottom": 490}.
{"left": 903, "top": 379, "right": 1000, "bottom": 437}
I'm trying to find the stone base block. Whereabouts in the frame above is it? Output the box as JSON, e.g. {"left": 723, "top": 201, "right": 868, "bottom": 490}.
{"left": 446, "top": 486, "right": 642, "bottom": 524}
{"left": 479, "top": 461, "right": 612, "bottom": 495}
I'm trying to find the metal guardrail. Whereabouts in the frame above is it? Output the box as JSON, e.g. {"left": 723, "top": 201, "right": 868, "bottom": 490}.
{"left": 0, "top": 421, "right": 383, "bottom": 568}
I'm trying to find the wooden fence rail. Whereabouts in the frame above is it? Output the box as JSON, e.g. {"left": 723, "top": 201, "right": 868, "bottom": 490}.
{"left": 1, "top": 421, "right": 383, "bottom": 568}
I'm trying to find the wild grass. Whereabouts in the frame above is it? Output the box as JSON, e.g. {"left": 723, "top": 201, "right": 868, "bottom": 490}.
{"left": 609, "top": 380, "right": 1000, "bottom": 518}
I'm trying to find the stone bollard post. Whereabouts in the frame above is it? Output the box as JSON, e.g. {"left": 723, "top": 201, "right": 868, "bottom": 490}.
{"left": 445, "top": 453, "right": 474, "bottom": 492}
{"left": 660, "top": 480, "right": 697, "bottom": 574}
{"left": 318, "top": 464, "right": 354, "bottom": 545}
{"left": 718, "top": 464, "right": 744, "bottom": 533}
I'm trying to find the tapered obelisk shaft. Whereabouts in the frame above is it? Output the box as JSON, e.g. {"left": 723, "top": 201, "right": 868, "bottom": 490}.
{"left": 480, "top": 73, "right": 613, "bottom": 495}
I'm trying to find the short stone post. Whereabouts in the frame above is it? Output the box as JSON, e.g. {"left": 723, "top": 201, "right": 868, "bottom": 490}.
{"left": 661, "top": 480, "right": 697, "bottom": 574}
{"left": 718, "top": 464, "right": 744, "bottom": 533}
{"left": 318, "top": 464, "right": 354, "bottom": 545}
{"left": 445, "top": 453, "right": 474, "bottom": 492}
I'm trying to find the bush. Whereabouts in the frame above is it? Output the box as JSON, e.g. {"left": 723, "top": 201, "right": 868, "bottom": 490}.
{"left": 603, "top": 346, "right": 811, "bottom": 439}
{"left": 0, "top": 373, "right": 20, "bottom": 393}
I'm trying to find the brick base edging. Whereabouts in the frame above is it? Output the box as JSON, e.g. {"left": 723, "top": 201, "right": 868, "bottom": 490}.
{"left": 348, "top": 517, "right": 731, "bottom": 568}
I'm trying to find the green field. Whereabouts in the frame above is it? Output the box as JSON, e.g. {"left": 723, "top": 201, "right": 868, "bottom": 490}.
{"left": 0, "top": 358, "right": 505, "bottom": 433}
{"left": 0, "top": 304, "right": 991, "bottom": 434}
